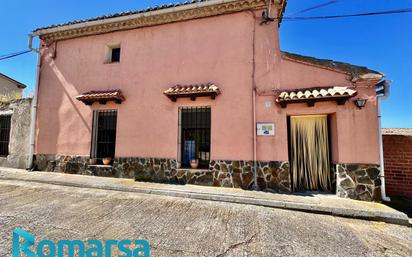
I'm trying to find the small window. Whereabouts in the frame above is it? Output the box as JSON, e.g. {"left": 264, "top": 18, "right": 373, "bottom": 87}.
{"left": 111, "top": 47, "right": 121, "bottom": 63}
{"left": 0, "top": 115, "right": 11, "bottom": 156}
{"left": 104, "top": 45, "right": 121, "bottom": 63}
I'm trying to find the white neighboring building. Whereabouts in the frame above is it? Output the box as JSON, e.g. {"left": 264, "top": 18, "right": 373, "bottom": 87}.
{"left": 0, "top": 73, "right": 31, "bottom": 169}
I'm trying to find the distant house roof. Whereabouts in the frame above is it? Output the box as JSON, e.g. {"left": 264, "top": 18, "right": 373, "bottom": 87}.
{"left": 164, "top": 83, "right": 221, "bottom": 101}
{"left": 32, "top": 0, "right": 287, "bottom": 41}
{"left": 382, "top": 128, "right": 412, "bottom": 136}
{"left": 281, "top": 51, "right": 383, "bottom": 81}
{"left": 0, "top": 73, "right": 26, "bottom": 89}
{"left": 276, "top": 86, "right": 357, "bottom": 108}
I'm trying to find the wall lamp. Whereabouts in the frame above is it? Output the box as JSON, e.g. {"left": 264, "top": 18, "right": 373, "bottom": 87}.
{"left": 354, "top": 98, "right": 367, "bottom": 109}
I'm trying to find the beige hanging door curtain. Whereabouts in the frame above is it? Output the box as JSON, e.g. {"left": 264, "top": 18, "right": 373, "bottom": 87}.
{"left": 289, "top": 115, "right": 332, "bottom": 192}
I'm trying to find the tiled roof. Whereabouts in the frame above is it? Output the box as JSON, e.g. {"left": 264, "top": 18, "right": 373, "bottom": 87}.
{"left": 382, "top": 128, "right": 412, "bottom": 136}
{"left": 76, "top": 89, "right": 125, "bottom": 105}
{"left": 164, "top": 83, "right": 220, "bottom": 101}
{"left": 276, "top": 86, "right": 357, "bottom": 108}
{"left": 34, "top": 0, "right": 287, "bottom": 34}
{"left": 34, "top": 0, "right": 211, "bottom": 32}
{"left": 281, "top": 51, "right": 383, "bottom": 81}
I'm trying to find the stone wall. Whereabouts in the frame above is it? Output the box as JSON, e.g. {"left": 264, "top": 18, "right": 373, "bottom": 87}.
{"left": 34, "top": 155, "right": 291, "bottom": 192}
{"left": 34, "top": 155, "right": 133, "bottom": 178}
{"left": 336, "top": 164, "right": 381, "bottom": 201}
{"left": 210, "top": 160, "right": 290, "bottom": 192}
{"left": 0, "top": 98, "right": 32, "bottom": 169}
{"left": 35, "top": 155, "right": 384, "bottom": 201}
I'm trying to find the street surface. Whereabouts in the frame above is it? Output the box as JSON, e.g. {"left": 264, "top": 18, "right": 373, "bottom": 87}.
{"left": 0, "top": 179, "right": 411, "bottom": 256}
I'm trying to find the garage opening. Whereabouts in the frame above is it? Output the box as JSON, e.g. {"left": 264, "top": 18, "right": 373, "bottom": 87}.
{"left": 289, "top": 115, "right": 332, "bottom": 192}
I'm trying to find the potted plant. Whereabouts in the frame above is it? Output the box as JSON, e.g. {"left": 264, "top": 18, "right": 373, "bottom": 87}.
{"left": 102, "top": 157, "right": 112, "bottom": 165}
{"left": 190, "top": 159, "right": 199, "bottom": 169}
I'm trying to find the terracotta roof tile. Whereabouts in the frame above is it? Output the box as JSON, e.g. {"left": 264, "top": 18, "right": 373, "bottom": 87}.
{"left": 34, "top": 0, "right": 212, "bottom": 32}
{"left": 164, "top": 83, "right": 220, "bottom": 101}
{"left": 76, "top": 89, "right": 125, "bottom": 105}
{"left": 382, "top": 128, "right": 412, "bottom": 136}
{"left": 276, "top": 86, "right": 357, "bottom": 108}
{"left": 278, "top": 86, "right": 357, "bottom": 101}
{"left": 34, "top": 1, "right": 288, "bottom": 35}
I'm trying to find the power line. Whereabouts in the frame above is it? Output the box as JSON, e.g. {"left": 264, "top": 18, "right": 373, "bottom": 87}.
{"left": 0, "top": 50, "right": 30, "bottom": 58}
{"left": 291, "top": 0, "right": 339, "bottom": 16}
{"left": 283, "top": 7, "right": 412, "bottom": 21}
{"left": 0, "top": 50, "right": 31, "bottom": 61}
{"left": 1, "top": 7, "right": 412, "bottom": 61}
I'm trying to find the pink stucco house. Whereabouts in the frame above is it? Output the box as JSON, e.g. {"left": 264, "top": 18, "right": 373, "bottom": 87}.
{"left": 30, "top": 0, "right": 390, "bottom": 201}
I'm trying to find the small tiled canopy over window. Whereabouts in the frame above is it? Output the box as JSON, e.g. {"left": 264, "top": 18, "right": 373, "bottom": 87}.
{"left": 76, "top": 90, "right": 125, "bottom": 105}
{"left": 164, "top": 83, "right": 220, "bottom": 101}
{"left": 276, "top": 86, "right": 357, "bottom": 108}
{"left": 0, "top": 115, "right": 11, "bottom": 156}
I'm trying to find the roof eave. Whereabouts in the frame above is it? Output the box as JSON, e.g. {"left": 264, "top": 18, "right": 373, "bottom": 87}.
{"left": 33, "top": 0, "right": 278, "bottom": 40}
{"left": 281, "top": 51, "right": 384, "bottom": 82}
{"left": 0, "top": 73, "right": 26, "bottom": 89}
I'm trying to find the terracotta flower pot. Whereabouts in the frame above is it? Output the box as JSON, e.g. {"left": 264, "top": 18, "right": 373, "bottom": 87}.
{"left": 190, "top": 159, "right": 199, "bottom": 169}
{"left": 102, "top": 158, "right": 112, "bottom": 165}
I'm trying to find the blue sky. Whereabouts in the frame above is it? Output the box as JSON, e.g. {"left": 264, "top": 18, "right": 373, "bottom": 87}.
{"left": 0, "top": 0, "right": 411, "bottom": 127}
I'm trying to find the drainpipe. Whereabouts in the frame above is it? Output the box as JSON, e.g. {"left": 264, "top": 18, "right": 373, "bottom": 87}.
{"left": 377, "top": 79, "right": 391, "bottom": 202}
{"left": 248, "top": 10, "right": 259, "bottom": 190}
{"left": 252, "top": 88, "right": 258, "bottom": 190}
{"left": 27, "top": 33, "right": 40, "bottom": 170}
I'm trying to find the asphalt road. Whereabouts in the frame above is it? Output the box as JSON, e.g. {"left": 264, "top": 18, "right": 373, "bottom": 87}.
{"left": 0, "top": 180, "right": 411, "bottom": 257}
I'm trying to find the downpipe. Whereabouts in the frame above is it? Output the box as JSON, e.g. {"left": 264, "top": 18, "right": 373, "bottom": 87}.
{"left": 26, "top": 34, "right": 40, "bottom": 170}
{"left": 252, "top": 88, "right": 258, "bottom": 190}
{"left": 377, "top": 80, "right": 391, "bottom": 202}
{"left": 247, "top": 10, "right": 259, "bottom": 190}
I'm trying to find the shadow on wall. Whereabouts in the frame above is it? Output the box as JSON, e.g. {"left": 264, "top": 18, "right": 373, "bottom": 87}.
{"left": 48, "top": 58, "right": 91, "bottom": 132}
{"left": 36, "top": 54, "right": 92, "bottom": 155}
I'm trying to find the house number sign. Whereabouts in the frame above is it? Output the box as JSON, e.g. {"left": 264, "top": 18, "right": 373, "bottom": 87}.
{"left": 257, "top": 122, "right": 275, "bottom": 136}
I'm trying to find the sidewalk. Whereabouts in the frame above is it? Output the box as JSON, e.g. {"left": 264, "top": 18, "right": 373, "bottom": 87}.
{"left": 0, "top": 167, "right": 409, "bottom": 226}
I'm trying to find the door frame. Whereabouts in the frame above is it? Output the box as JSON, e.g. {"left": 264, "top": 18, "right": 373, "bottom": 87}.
{"left": 287, "top": 114, "right": 333, "bottom": 192}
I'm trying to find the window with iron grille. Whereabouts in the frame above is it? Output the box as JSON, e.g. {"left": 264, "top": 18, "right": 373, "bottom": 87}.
{"left": 0, "top": 115, "right": 11, "bottom": 156}
{"left": 179, "top": 107, "right": 211, "bottom": 169}
{"left": 91, "top": 110, "right": 117, "bottom": 161}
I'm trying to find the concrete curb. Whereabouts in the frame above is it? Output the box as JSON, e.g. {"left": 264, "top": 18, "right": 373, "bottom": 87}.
{"left": 0, "top": 174, "right": 409, "bottom": 226}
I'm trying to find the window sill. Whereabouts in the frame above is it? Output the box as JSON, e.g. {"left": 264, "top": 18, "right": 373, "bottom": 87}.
{"left": 88, "top": 164, "right": 112, "bottom": 168}
{"left": 103, "top": 61, "right": 120, "bottom": 65}
{"left": 176, "top": 168, "right": 211, "bottom": 173}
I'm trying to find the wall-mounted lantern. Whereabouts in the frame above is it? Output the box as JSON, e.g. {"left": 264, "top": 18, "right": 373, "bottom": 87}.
{"left": 354, "top": 98, "right": 367, "bottom": 109}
